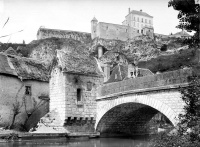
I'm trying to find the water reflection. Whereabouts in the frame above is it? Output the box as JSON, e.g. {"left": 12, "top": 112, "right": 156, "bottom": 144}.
{"left": 1, "top": 137, "right": 152, "bottom": 147}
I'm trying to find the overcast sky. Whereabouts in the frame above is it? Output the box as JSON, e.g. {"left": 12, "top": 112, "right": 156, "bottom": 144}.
{"left": 0, "top": 0, "right": 182, "bottom": 44}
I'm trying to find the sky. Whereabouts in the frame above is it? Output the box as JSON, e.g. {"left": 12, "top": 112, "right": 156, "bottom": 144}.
{"left": 0, "top": 0, "right": 183, "bottom": 44}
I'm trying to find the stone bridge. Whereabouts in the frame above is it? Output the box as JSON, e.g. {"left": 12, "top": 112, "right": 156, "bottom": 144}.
{"left": 95, "top": 68, "right": 193, "bottom": 135}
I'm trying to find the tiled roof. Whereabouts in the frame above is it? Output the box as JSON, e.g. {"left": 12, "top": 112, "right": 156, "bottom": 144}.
{"left": 0, "top": 53, "right": 49, "bottom": 81}
{"left": 91, "top": 17, "right": 98, "bottom": 21}
{"left": 129, "top": 10, "right": 153, "bottom": 18}
{"left": 174, "top": 30, "right": 191, "bottom": 37}
{"left": 57, "top": 50, "right": 103, "bottom": 77}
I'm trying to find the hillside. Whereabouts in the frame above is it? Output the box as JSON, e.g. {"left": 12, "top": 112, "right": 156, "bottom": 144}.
{"left": 0, "top": 35, "right": 195, "bottom": 73}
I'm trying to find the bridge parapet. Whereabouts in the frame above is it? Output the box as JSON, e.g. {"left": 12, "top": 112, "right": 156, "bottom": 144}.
{"left": 98, "top": 68, "right": 193, "bottom": 98}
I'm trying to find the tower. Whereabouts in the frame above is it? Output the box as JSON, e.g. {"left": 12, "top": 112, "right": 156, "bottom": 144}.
{"left": 91, "top": 17, "right": 98, "bottom": 39}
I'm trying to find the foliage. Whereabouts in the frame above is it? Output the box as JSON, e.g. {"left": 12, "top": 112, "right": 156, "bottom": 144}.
{"left": 0, "top": 43, "right": 26, "bottom": 52}
{"left": 138, "top": 47, "right": 196, "bottom": 73}
{"left": 0, "top": 133, "right": 19, "bottom": 141}
{"left": 151, "top": 132, "right": 200, "bottom": 147}
{"left": 178, "top": 75, "right": 200, "bottom": 141}
{"left": 160, "top": 44, "right": 167, "bottom": 51}
{"left": 168, "top": 0, "right": 199, "bottom": 47}
{"left": 151, "top": 75, "right": 200, "bottom": 146}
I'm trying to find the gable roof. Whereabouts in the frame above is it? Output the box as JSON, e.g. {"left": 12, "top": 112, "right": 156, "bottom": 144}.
{"left": 0, "top": 53, "right": 49, "bottom": 81}
{"left": 57, "top": 50, "right": 103, "bottom": 77}
{"left": 174, "top": 30, "right": 191, "bottom": 37}
{"left": 0, "top": 53, "right": 17, "bottom": 76}
{"left": 4, "top": 47, "right": 18, "bottom": 55}
{"left": 129, "top": 10, "right": 153, "bottom": 18}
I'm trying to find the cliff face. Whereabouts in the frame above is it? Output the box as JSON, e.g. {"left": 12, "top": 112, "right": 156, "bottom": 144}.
{"left": 1, "top": 35, "right": 194, "bottom": 74}
{"left": 19, "top": 38, "right": 90, "bottom": 66}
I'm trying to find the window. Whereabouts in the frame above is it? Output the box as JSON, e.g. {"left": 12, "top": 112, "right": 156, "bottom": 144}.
{"left": 145, "top": 19, "right": 147, "bottom": 23}
{"left": 137, "top": 30, "right": 139, "bottom": 33}
{"left": 101, "top": 66, "right": 104, "bottom": 72}
{"left": 141, "top": 24, "right": 143, "bottom": 28}
{"left": 137, "top": 17, "right": 139, "bottom": 22}
{"left": 149, "top": 20, "right": 151, "bottom": 24}
{"left": 130, "top": 72, "right": 134, "bottom": 77}
{"left": 87, "top": 82, "right": 92, "bottom": 91}
{"left": 137, "top": 23, "right": 139, "bottom": 27}
{"left": 77, "top": 88, "right": 82, "bottom": 101}
{"left": 142, "top": 18, "right": 143, "bottom": 22}
{"left": 133, "top": 17, "right": 135, "bottom": 21}
{"left": 25, "top": 86, "right": 31, "bottom": 95}
{"left": 115, "top": 74, "right": 117, "bottom": 79}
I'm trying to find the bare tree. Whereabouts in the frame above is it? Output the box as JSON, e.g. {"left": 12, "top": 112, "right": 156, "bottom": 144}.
{"left": 8, "top": 85, "right": 24, "bottom": 129}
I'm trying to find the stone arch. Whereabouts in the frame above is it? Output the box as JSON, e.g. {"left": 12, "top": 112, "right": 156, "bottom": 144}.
{"left": 95, "top": 94, "right": 180, "bottom": 129}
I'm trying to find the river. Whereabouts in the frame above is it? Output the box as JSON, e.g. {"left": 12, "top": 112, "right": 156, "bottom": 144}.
{"left": 0, "top": 137, "right": 152, "bottom": 147}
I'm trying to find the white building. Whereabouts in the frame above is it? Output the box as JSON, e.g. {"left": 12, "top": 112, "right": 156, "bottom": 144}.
{"left": 122, "top": 8, "right": 154, "bottom": 34}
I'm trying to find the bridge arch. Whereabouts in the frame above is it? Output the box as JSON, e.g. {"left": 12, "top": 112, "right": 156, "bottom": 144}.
{"left": 95, "top": 92, "right": 183, "bottom": 130}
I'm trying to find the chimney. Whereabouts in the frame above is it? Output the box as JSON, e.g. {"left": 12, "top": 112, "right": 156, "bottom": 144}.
{"left": 140, "top": 9, "right": 142, "bottom": 12}
{"left": 128, "top": 8, "right": 131, "bottom": 14}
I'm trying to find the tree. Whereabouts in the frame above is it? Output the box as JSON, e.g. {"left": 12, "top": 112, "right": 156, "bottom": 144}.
{"left": 178, "top": 75, "right": 200, "bottom": 141}
{"left": 8, "top": 85, "right": 24, "bottom": 129}
{"left": 168, "top": 0, "right": 199, "bottom": 47}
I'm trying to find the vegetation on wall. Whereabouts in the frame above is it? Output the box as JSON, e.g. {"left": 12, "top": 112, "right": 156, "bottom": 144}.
{"left": 151, "top": 75, "right": 200, "bottom": 147}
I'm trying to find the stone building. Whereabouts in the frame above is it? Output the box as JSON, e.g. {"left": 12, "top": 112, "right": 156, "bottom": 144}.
{"left": 122, "top": 8, "right": 154, "bottom": 34}
{"left": 0, "top": 53, "right": 49, "bottom": 130}
{"left": 105, "top": 63, "right": 154, "bottom": 84}
{"left": 91, "top": 17, "right": 140, "bottom": 41}
{"left": 49, "top": 49, "right": 104, "bottom": 133}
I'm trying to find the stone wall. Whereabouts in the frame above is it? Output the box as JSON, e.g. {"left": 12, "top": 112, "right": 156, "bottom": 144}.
{"left": 64, "top": 73, "right": 103, "bottom": 132}
{"left": 50, "top": 67, "right": 66, "bottom": 124}
{"left": 49, "top": 68, "right": 104, "bottom": 132}
{"left": 0, "top": 74, "right": 49, "bottom": 129}
{"left": 96, "top": 22, "right": 138, "bottom": 41}
{"left": 98, "top": 68, "right": 192, "bottom": 97}
{"left": 37, "top": 28, "right": 91, "bottom": 44}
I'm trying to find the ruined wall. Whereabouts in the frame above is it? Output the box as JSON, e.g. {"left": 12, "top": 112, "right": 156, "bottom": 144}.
{"left": 37, "top": 28, "right": 92, "bottom": 44}
{"left": 0, "top": 74, "right": 49, "bottom": 129}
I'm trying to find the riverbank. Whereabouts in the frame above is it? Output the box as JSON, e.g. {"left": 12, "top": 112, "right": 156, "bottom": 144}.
{"left": 0, "top": 129, "right": 100, "bottom": 143}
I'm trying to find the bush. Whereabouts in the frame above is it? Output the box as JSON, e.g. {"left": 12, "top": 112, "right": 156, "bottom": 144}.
{"left": 151, "top": 132, "right": 200, "bottom": 147}
{"left": 160, "top": 44, "right": 167, "bottom": 51}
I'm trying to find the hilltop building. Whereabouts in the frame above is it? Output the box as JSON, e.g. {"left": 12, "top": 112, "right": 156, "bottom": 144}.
{"left": 91, "top": 17, "right": 140, "bottom": 41}
{"left": 122, "top": 8, "right": 154, "bottom": 36}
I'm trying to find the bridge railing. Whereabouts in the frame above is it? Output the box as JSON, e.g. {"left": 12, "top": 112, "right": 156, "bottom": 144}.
{"left": 98, "top": 68, "right": 193, "bottom": 98}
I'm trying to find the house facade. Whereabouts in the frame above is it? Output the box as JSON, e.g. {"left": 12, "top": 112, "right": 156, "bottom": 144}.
{"left": 0, "top": 53, "right": 49, "bottom": 130}
{"left": 122, "top": 8, "right": 154, "bottom": 34}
